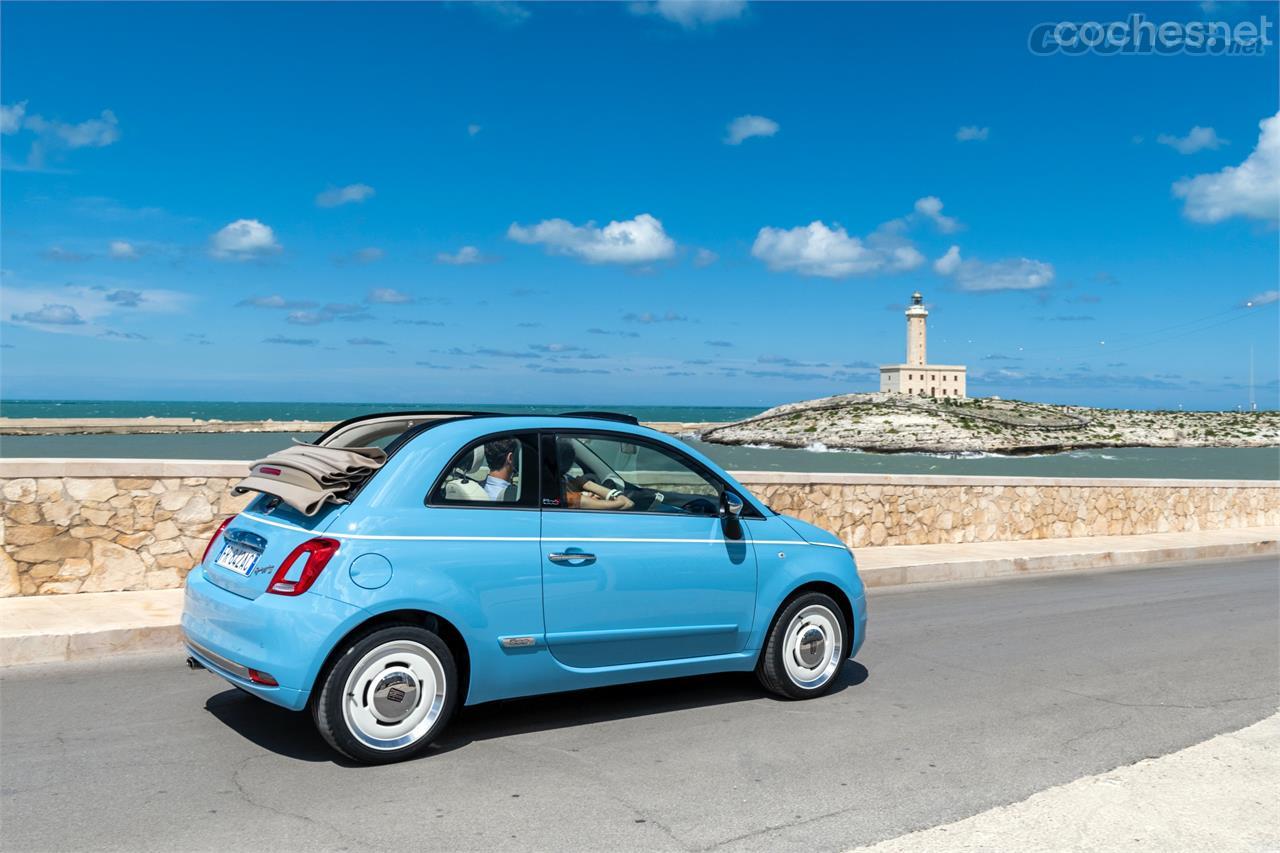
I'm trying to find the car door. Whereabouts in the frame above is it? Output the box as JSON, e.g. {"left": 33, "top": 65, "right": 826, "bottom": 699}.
{"left": 539, "top": 431, "right": 758, "bottom": 669}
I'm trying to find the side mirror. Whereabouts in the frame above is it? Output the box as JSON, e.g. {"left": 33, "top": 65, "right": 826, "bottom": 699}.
{"left": 720, "top": 491, "right": 744, "bottom": 539}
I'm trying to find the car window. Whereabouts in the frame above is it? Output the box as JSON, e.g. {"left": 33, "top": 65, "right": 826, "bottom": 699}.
{"left": 430, "top": 432, "right": 538, "bottom": 508}
{"left": 551, "top": 433, "right": 723, "bottom": 516}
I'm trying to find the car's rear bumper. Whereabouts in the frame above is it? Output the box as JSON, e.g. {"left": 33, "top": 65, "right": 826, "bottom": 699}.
{"left": 182, "top": 565, "right": 364, "bottom": 712}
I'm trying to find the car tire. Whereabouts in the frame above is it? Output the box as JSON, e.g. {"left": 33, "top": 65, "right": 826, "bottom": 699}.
{"left": 756, "top": 592, "right": 849, "bottom": 700}
{"left": 312, "top": 624, "right": 458, "bottom": 764}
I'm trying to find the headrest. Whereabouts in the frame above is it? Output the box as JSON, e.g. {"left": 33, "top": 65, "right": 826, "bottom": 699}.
{"left": 556, "top": 439, "right": 576, "bottom": 474}
{"left": 467, "top": 445, "right": 487, "bottom": 476}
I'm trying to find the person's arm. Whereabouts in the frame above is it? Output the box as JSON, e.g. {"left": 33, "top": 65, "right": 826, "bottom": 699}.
{"left": 578, "top": 492, "right": 634, "bottom": 511}
{"left": 579, "top": 479, "right": 613, "bottom": 499}
{"left": 578, "top": 479, "right": 634, "bottom": 509}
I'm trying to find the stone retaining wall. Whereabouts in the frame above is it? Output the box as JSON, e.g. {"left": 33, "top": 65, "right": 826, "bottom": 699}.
{"left": 746, "top": 472, "right": 1280, "bottom": 549}
{"left": 1, "top": 459, "right": 1277, "bottom": 596}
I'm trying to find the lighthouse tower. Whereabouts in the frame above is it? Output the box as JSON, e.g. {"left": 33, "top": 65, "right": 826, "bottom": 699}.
{"left": 879, "top": 291, "right": 967, "bottom": 398}
{"left": 906, "top": 290, "right": 928, "bottom": 366}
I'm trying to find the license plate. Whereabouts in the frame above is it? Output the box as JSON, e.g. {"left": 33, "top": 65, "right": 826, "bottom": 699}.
{"left": 215, "top": 542, "right": 260, "bottom": 576}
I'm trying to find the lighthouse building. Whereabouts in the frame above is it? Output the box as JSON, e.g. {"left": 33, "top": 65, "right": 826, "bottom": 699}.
{"left": 879, "top": 292, "right": 967, "bottom": 399}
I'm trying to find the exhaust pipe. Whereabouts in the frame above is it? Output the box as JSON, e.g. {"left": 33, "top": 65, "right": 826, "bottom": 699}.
{"left": 186, "top": 656, "right": 205, "bottom": 671}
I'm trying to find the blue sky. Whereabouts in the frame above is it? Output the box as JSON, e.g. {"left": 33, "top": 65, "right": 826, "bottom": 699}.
{"left": 1, "top": 1, "right": 1277, "bottom": 409}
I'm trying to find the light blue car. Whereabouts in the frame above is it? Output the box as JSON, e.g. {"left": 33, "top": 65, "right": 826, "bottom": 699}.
{"left": 183, "top": 411, "right": 867, "bottom": 763}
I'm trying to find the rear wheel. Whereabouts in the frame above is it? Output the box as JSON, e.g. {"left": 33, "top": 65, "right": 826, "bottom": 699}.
{"left": 756, "top": 592, "right": 848, "bottom": 700}
{"left": 313, "top": 625, "right": 458, "bottom": 764}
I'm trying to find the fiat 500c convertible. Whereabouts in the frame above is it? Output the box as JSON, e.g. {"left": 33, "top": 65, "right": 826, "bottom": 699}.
{"left": 182, "top": 411, "right": 867, "bottom": 763}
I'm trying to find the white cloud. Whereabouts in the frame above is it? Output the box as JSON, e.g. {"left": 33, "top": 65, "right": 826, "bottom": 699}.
{"left": 436, "top": 245, "right": 484, "bottom": 265}
{"left": 2, "top": 104, "right": 120, "bottom": 171}
{"left": 1173, "top": 111, "right": 1279, "bottom": 224}
{"left": 932, "top": 245, "right": 1054, "bottom": 291}
{"left": 624, "top": 310, "right": 687, "bottom": 324}
{"left": 23, "top": 109, "right": 120, "bottom": 148}
{"left": 1, "top": 102, "right": 26, "bottom": 135}
{"left": 913, "top": 196, "right": 960, "bottom": 233}
{"left": 354, "top": 247, "right": 384, "bottom": 263}
{"left": 10, "top": 303, "right": 85, "bottom": 325}
{"left": 956, "top": 126, "right": 989, "bottom": 142}
{"left": 1245, "top": 290, "right": 1279, "bottom": 307}
{"left": 933, "top": 245, "right": 962, "bottom": 275}
{"left": 368, "top": 288, "right": 413, "bottom": 304}
{"left": 468, "top": 124, "right": 482, "bottom": 136}
{"left": 286, "top": 303, "right": 370, "bottom": 325}
{"left": 210, "top": 219, "right": 282, "bottom": 260}
{"left": 725, "top": 114, "right": 778, "bottom": 145}
{"left": 507, "top": 213, "right": 676, "bottom": 264}
{"left": 108, "top": 240, "right": 140, "bottom": 260}
{"left": 42, "top": 246, "right": 92, "bottom": 262}
{"left": 1157, "top": 126, "right": 1228, "bottom": 155}
{"left": 693, "top": 248, "right": 718, "bottom": 267}
{"left": 478, "top": 2, "right": 530, "bottom": 25}
{"left": 751, "top": 220, "right": 924, "bottom": 278}
{"left": 2, "top": 281, "right": 187, "bottom": 336}
{"left": 633, "top": 0, "right": 746, "bottom": 28}
{"left": 238, "top": 295, "right": 315, "bottom": 309}
{"left": 315, "top": 183, "right": 375, "bottom": 208}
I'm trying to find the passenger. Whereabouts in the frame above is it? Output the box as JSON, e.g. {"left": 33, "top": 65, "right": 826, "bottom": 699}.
{"left": 483, "top": 438, "right": 519, "bottom": 500}
{"left": 558, "top": 440, "right": 634, "bottom": 510}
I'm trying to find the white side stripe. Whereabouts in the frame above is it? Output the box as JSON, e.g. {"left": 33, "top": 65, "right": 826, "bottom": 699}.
{"left": 239, "top": 512, "right": 847, "bottom": 548}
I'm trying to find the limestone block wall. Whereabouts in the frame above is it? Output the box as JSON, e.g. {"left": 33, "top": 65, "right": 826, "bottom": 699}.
{"left": 746, "top": 473, "right": 1280, "bottom": 549}
{"left": 0, "top": 461, "right": 252, "bottom": 597}
{"left": 0, "top": 460, "right": 1276, "bottom": 596}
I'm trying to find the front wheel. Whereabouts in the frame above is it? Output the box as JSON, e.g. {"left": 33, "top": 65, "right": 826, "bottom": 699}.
{"left": 312, "top": 625, "right": 458, "bottom": 764}
{"left": 756, "top": 593, "right": 848, "bottom": 699}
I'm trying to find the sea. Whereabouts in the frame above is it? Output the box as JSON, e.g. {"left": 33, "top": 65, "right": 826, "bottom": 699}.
{"left": 2, "top": 399, "right": 1278, "bottom": 481}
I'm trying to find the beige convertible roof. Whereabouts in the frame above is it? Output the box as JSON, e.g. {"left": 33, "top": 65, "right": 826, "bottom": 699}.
{"left": 233, "top": 442, "right": 387, "bottom": 516}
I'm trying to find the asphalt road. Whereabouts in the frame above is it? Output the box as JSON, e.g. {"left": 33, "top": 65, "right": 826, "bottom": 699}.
{"left": 2, "top": 556, "right": 1277, "bottom": 853}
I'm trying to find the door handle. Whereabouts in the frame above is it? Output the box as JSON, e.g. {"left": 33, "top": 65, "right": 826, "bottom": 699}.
{"left": 548, "top": 552, "right": 596, "bottom": 565}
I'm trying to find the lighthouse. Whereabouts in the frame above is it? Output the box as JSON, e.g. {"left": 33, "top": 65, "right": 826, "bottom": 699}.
{"left": 879, "top": 291, "right": 967, "bottom": 398}
{"left": 906, "top": 290, "right": 928, "bottom": 366}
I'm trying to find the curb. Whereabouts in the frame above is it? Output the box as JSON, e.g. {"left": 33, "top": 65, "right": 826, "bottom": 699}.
{"left": 2, "top": 537, "right": 1276, "bottom": 668}
{"left": 857, "top": 538, "right": 1279, "bottom": 588}
{"left": 1, "top": 624, "right": 184, "bottom": 668}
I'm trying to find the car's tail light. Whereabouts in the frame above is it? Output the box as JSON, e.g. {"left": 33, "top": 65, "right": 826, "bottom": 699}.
{"left": 267, "top": 538, "right": 340, "bottom": 596}
{"left": 201, "top": 516, "right": 235, "bottom": 563}
{"left": 247, "top": 669, "right": 279, "bottom": 686}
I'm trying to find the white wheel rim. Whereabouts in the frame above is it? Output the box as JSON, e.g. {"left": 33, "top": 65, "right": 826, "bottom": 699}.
{"left": 782, "top": 604, "right": 842, "bottom": 689}
{"left": 342, "top": 640, "right": 446, "bottom": 751}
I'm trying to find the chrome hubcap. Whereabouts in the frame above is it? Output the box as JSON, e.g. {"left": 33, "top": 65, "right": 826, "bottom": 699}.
{"left": 796, "top": 626, "right": 826, "bottom": 667}
{"left": 343, "top": 640, "right": 446, "bottom": 751}
{"left": 782, "top": 605, "right": 842, "bottom": 689}
{"left": 370, "top": 669, "right": 420, "bottom": 723}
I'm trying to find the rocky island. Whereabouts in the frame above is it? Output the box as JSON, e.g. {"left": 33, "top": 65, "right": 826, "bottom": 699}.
{"left": 698, "top": 393, "right": 1280, "bottom": 455}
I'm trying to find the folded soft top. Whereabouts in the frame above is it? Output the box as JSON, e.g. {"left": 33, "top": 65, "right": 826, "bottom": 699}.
{"left": 233, "top": 442, "right": 388, "bottom": 516}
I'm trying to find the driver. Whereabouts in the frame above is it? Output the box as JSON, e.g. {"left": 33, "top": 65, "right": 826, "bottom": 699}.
{"left": 557, "top": 439, "right": 634, "bottom": 511}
